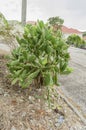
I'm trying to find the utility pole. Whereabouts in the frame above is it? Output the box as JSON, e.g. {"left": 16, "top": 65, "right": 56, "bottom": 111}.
{"left": 21, "top": 0, "right": 27, "bottom": 25}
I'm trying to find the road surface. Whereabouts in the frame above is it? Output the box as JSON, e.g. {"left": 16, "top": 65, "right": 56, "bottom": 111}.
{"left": 59, "top": 47, "right": 86, "bottom": 114}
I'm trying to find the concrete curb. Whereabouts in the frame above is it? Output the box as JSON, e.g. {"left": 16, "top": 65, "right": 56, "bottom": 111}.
{"left": 57, "top": 87, "right": 86, "bottom": 126}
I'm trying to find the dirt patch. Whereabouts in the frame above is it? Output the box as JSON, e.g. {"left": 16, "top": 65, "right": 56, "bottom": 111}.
{"left": 0, "top": 55, "right": 85, "bottom": 130}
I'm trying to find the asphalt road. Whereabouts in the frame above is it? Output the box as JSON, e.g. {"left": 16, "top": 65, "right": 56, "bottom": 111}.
{"left": 59, "top": 47, "right": 86, "bottom": 114}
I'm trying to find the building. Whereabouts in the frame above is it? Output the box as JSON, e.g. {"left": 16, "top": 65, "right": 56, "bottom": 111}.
{"left": 61, "top": 25, "right": 82, "bottom": 38}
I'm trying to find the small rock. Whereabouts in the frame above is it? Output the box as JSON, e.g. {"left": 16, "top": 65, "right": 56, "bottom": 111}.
{"left": 38, "top": 99, "right": 41, "bottom": 102}
{"left": 22, "top": 112, "right": 26, "bottom": 117}
{"left": 38, "top": 88, "right": 42, "bottom": 92}
{"left": 30, "top": 119, "right": 38, "bottom": 126}
{"left": 55, "top": 118, "right": 58, "bottom": 123}
{"left": 31, "top": 110, "right": 35, "bottom": 113}
{"left": 55, "top": 116, "right": 64, "bottom": 127}
{"left": 49, "top": 119, "right": 53, "bottom": 124}
{"left": 4, "top": 93, "right": 9, "bottom": 97}
{"left": 44, "top": 95, "right": 47, "bottom": 100}
{"left": 11, "top": 126, "right": 16, "bottom": 130}
{"left": 57, "top": 116, "right": 64, "bottom": 124}
{"left": 28, "top": 96, "right": 35, "bottom": 101}
{"left": 18, "top": 98, "right": 24, "bottom": 103}
{"left": 55, "top": 122, "right": 59, "bottom": 127}
{"left": 26, "top": 128, "right": 31, "bottom": 130}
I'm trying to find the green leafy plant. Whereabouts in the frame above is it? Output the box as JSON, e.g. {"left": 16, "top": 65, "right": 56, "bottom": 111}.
{"left": 0, "top": 12, "right": 10, "bottom": 38}
{"left": 0, "top": 12, "right": 23, "bottom": 49}
{"left": 7, "top": 21, "right": 72, "bottom": 104}
{"left": 0, "top": 12, "right": 9, "bottom": 28}
{"left": 66, "top": 34, "right": 86, "bottom": 49}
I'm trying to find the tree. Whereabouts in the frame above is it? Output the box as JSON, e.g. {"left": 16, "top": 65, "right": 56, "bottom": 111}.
{"left": 48, "top": 16, "right": 64, "bottom": 30}
{"left": 82, "top": 32, "right": 86, "bottom": 37}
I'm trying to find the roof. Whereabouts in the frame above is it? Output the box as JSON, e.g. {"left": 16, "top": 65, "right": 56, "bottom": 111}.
{"left": 27, "top": 21, "right": 36, "bottom": 25}
{"left": 62, "top": 25, "right": 82, "bottom": 34}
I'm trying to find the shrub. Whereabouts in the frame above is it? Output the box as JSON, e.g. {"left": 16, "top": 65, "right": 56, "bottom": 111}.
{"left": 67, "top": 34, "right": 86, "bottom": 48}
{"left": 7, "top": 21, "right": 72, "bottom": 103}
{"left": 80, "top": 39, "right": 86, "bottom": 49}
{"left": 82, "top": 32, "right": 86, "bottom": 37}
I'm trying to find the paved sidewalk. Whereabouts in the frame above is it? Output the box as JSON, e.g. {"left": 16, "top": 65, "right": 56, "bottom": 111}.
{"left": 59, "top": 47, "right": 86, "bottom": 115}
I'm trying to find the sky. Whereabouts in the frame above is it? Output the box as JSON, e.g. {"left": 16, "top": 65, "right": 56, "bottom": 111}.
{"left": 0, "top": 0, "right": 86, "bottom": 31}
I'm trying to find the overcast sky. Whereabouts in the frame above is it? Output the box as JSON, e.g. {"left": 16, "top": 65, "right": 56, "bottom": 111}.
{"left": 0, "top": 0, "right": 86, "bottom": 31}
